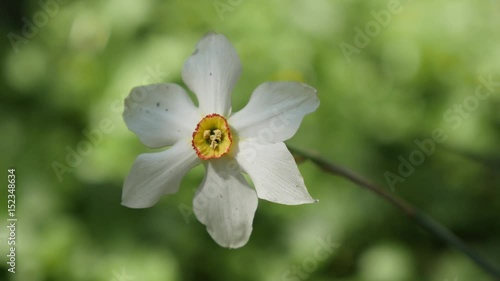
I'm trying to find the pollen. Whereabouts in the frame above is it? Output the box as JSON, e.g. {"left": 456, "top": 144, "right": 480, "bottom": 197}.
{"left": 192, "top": 114, "right": 232, "bottom": 160}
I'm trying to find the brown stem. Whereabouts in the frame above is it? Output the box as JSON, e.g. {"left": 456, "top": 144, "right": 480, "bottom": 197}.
{"left": 288, "top": 146, "right": 500, "bottom": 279}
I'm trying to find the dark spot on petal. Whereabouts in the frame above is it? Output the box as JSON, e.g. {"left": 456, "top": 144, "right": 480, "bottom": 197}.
{"left": 156, "top": 102, "right": 160, "bottom": 107}
{"left": 165, "top": 108, "right": 168, "bottom": 112}
{"left": 192, "top": 48, "right": 198, "bottom": 55}
{"left": 146, "top": 110, "right": 150, "bottom": 113}
{"left": 210, "top": 72, "right": 212, "bottom": 76}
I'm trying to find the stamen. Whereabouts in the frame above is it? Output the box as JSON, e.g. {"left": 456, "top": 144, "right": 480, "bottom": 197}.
{"left": 213, "top": 129, "right": 222, "bottom": 139}
{"left": 203, "top": 130, "right": 211, "bottom": 139}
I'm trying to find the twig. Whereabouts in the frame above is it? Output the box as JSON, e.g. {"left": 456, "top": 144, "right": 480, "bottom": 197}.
{"left": 288, "top": 146, "right": 500, "bottom": 279}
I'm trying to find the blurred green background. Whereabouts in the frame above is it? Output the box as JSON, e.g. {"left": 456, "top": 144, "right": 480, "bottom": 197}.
{"left": 1, "top": 0, "right": 500, "bottom": 280}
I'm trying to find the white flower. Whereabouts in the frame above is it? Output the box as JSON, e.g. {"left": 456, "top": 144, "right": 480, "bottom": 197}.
{"left": 122, "top": 33, "right": 319, "bottom": 248}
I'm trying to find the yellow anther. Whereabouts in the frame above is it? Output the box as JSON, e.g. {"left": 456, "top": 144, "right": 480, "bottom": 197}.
{"left": 203, "top": 130, "right": 211, "bottom": 139}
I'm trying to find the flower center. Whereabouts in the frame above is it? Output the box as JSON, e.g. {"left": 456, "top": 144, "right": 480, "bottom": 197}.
{"left": 192, "top": 114, "right": 232, "bottom": 160}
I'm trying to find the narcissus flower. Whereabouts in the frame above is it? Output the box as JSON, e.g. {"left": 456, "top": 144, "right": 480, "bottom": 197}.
{"left": 122, "top": 33, "right": 319, "bottom": 248}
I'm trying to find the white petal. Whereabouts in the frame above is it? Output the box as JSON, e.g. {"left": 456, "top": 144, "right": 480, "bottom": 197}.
{"left": 236, "top": 140, "right": 316, "bottom": 205}
{"left": 122, "top": 141, "right": 201, "bottom": 208}
{"left": 229, "top": 82, "right": 319, "bottom": 143}
{"left": 123, "top": 83, "right": 200, "bottom": 148}
{"left": 182, "top": 32, "right": 241, "bottom": 116}
{"left": 193, "top": 158, "right": 258, "bottom": 248}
